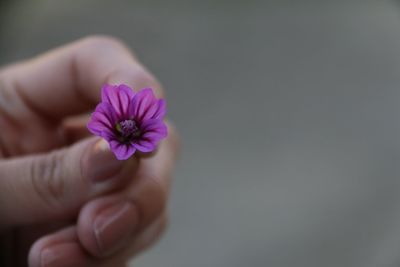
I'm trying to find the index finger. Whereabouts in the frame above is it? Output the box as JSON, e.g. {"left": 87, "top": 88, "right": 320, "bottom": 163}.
{"left": 0, "top": 35, "right": 164, "bottom": 120}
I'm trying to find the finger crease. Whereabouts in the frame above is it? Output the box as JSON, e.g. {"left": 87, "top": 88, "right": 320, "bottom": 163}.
{"left": 13, "top": 79, "right": 57, "bottom": 123}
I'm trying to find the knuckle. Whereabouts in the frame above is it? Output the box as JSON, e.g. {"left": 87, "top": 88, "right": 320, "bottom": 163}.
{"left": 79, "top": 35, "right": 132, "bottom": 56}
{"left": 137, "top": 69, "right": 160, "bottom": 87}
{"left": 76, "top": 36, "right": 164, "bottom": 96}
{"left": 130, "top": 68, "right": 164, "bottom": 96}
{"left": 30, "top": 151, "right": 66, "bottom": 210}
{"left": 106, "top": 63, "right": 164, "bottom": 97}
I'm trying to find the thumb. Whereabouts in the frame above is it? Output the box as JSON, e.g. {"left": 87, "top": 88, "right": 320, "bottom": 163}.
{"left": 0, "top": 137, "right": 138, "bottom": 229}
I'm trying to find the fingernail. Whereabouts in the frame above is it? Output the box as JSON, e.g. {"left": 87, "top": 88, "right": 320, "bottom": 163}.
{"left": 94, "top": 201, "right": 139, "bottom": 255}
{"left": 83, "top": 139, "right": 125, "bottom": 182}
{"left": 41, "top": 243, "right": 87, "bottom": 267}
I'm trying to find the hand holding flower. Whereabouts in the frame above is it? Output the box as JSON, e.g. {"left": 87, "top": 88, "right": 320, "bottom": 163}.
{"left": 0, "top": 36, "right": 179, "bottom": 267}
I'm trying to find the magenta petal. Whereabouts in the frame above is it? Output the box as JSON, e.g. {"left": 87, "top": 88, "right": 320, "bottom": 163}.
{"left": 152, "top": 99, "right": 167, "bottom": 120}
{"left": 100, "top": 129, "right": 116, "bottom": 141}
{"left": 129, "top": 88, "right": 156, "bottom": 121}
{"left": 138, "top": 98, "right": 166, "bottom": 121}
{"left": 87, "top": 121, "right": 105, "bottom": 135}
{"left": 101, "top": 84, "right": 117, "bottom": 102}
{"left": 133, "top": 140, "right": 156, "bottom": 152}
{"left": 101, "top": 84, "right": 135, "bottom": 119}
{"left": 141, "top": 99, "right": 158, "bottom": 120}
{"left": 109, "top": 140, "right": 136, "bottom": 160}
{"left": 129, "top": 88, "right": 166, "bottom": 121}
{"left": 141, "top": 119, "right": 168, "bottom": 136}
{"left": 87, "top": 103, "right": 117, "bottom": 135}
{"left": 137, "top": 119, "right": 167, "bottom": 151}
{"left": 142, "top": 131, "right": 166, "bottom": 139}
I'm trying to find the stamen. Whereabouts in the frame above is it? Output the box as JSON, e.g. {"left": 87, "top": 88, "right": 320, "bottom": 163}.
{"left": 116, "top": 119, "right": 140, "bottom": 140}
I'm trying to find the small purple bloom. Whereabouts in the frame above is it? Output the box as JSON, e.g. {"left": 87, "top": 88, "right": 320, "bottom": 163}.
{"left": 87, "top": 84, "right": 167, "bottom": 160}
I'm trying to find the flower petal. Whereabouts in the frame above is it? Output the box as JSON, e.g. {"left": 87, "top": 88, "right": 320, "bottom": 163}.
{"left": 101, "top": 84, "right": 135, "bottom": 119}
{"left": 129, "top": 88, "right": 159, "bottom": 121}
{"left": 135, "top": 119, "right": 167, "bottom": 152}
{"left": 152, "top": 99, "right": 167, "bottom": 120}
{"left": 100, "top": 129, "right": 117, "bottom": 141}
{"left": 141, "top": 119, "right": 168, "bottom": 136}
{"left": 133, "top": 140, "right": 156, "bottom": 152}
{"left": 109, "top": 140, "right": 136, "bottom": 160}
{"left": 87, "top": 103, "right": 117, "bottom": 135}
{"left": 142, "top": 131, "right": 167, "bottom": 142}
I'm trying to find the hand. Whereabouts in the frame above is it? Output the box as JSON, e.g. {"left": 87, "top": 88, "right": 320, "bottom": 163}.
{"left": 0, "top": 36, "right": 179, "bottom": 267}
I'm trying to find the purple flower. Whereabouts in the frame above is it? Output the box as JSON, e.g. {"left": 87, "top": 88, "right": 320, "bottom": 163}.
{"left": 87, "top": 84, "right": 167, "bottom": 160}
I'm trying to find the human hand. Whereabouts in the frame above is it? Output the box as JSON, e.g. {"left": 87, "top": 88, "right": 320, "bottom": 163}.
{"left": 0, "top": 36, "right": 179, "bottom": 267}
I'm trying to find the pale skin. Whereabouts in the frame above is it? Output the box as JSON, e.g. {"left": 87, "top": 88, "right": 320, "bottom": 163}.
{"left": 0, "top": 36, "right": 179, "bottom": 267}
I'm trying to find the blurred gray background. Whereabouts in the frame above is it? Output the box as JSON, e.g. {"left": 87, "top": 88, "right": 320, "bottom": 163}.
{"left": 2, "top": 0, "right": 400, "bottom": 266}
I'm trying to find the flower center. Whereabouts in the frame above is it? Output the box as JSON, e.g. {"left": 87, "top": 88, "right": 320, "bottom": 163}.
{"left": 116, "top": 119, "right": 141, "bottom": 142}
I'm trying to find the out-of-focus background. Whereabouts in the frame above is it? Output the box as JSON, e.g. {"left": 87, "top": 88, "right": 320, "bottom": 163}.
{"left": 2, "top": 0, "right": 400, "bottom": 266}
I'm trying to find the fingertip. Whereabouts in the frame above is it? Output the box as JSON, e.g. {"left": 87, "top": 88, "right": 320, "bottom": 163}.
{"left": 28, "top": 227, "right": 94, "bottom": 267}
{"left": 77, "top": 196, "right": 139, "bottom": 258}
{"left": 40, "top": 243, "right": 91, "bottom": 267}
{"left": 77, "top": 199, "right": 101, "bottom": 257}
{"left": 81, "top": 137, "right": 139, "bottom": 185}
